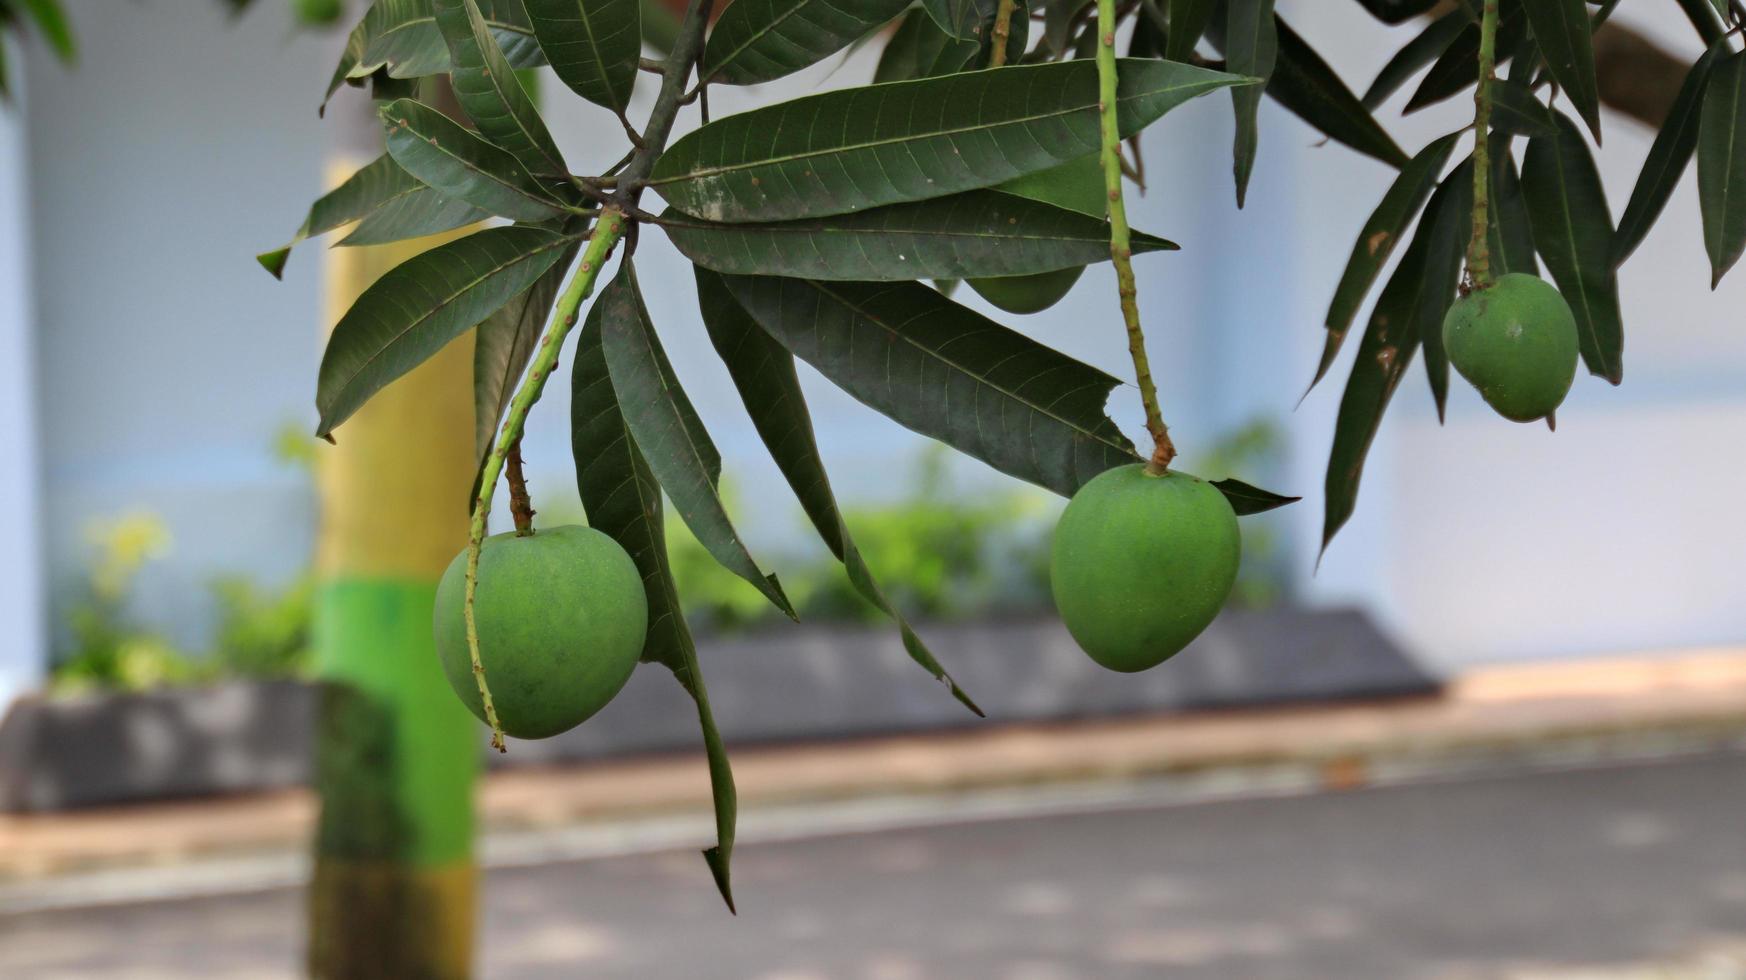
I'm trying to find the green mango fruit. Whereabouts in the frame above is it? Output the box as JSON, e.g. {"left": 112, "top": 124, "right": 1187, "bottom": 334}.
{"left": 969, "top": 153, "right": 1107, "bottom": 314}
{"left": 1050, "top": 465, "right": 1239, "bottom": 673}
{"left": 434, "top": 525, "right": 647, "bottom": 739}
{"left": 1442, "top": 272, "right": 1579, "bottom": 423}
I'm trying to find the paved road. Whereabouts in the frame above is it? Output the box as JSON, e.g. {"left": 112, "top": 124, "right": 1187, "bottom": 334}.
{"left": 2, "top": 754, "right": 1744, "bottom": 979}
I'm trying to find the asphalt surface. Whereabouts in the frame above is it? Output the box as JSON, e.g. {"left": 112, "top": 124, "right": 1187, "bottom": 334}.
{"left": 2, "top": 753, "right": 1744, "bottom": 979}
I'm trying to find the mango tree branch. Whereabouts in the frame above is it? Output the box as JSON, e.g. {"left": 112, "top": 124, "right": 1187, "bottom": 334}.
{"left": 1466, "top": 0, "right": 1498, "bottom": 290}
{"left": 465, "top": 209, "right": 628, "bottom": 751}
{"left": 990, "top": 0, "right": 1020, "bottom": 66}
{"left": 619, "top": 0, "right": 714, "bottom": 197}
{"left": 1096, "top": 0, "right": 1174, "bottom": 473}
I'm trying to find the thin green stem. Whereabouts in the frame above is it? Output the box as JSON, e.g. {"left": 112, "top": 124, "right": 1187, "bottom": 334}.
{"left": 990, "top": 0, "right": 1020, "bottom": 66}
{"left": 465, "top": 209, "right": 627, "bottom": 751}
{"left": 1096, "top": 0, "right": 1173, "bottom": 473}
{"left": 1468, "top": 0, "right": 1498, "bottom": 290}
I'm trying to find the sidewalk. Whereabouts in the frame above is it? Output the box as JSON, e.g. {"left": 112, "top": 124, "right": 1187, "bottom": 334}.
{"left": 2, "top": 649, "right": 1743, "bottom": 888}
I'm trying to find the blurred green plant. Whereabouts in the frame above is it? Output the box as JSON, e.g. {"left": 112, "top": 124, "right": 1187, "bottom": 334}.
{"left": 52, "top": 511, "right": 201, "bottom": 693}
{"left": 1184, "top": 419, "right": 1289, "bottom": 609}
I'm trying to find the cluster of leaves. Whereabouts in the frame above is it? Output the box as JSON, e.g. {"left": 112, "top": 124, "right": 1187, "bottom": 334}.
{"left": 267, "top": 0, "right": 1308, "bottom": 908}
{"left": 1301, "top": 0, "right": 1746, "bottom": 549}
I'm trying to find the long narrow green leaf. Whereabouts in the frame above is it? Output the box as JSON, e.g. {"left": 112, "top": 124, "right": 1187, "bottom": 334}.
{"left": 570, "top": 315, "right": 736, "bottom": 913}
{"left": 648, "top": 58, "right": 1251, "bottom": 222}
{"left": 694, "top": 268, "right": 980, "bottom": 714}
{"left": 1322, "top": 208, "right": 1430, "bottom": 553}
{"left": 338, "top": 186, "right": 493, "bottom": 248}
{"left": 324, "top": 0, "right": 543, "bottom": 110}
{"left": 315, "top": 226, "right": 575, "bottom": 437}
{"left": 1521, "top": 0, "right": 1600, "bottom": 142}
{"left": 1313, "top": 132, "right": 1458, "bottom": 391}
{"left": 1698, "top": 50, "right": 1746, "bottom": 288}
{"left": 1488, "top": 78, "right": 1559, "bottom": 138}
{"left": 1489, "top": 132, "right": 1537, "bottom": 276}
{"left": 1521, "top": 112, "right": 1623, "bottom": 384}
{"left": 1167, "top": 0, "right": 1218, "bottom": 63}
{"left": 257, "top": 154, "right": 486, "bottom": 278}
{"left": 436, "top": 0, "right": 567, "bottom": 178}
{"left": 1353, "top": 0, "right": 1438, "bottom": 23}
{"left": 873, "top": 9, "right": 978, "bottom": 82}
{"left": 380, "top": 99, "right": 570, "bottom": 223}
{"left": 1405, "top": 1, "right": 1526, "bottom": 114}
{"left": 1676, "top": 0, "right": 1727, "bottom": 44}
{"left": 1362, "top": 8, "right": 1467, "bottom": 110}
{"left": 473, "top": 241, "right": 577, "bottom": 467}
{"left": 661, "top": 190, "right": 1175, "bottom": 280}
{"left": 720, "top": 276, "right": 1138, "bottom": 498}
{"left": 1209, "top": 478, "right": 1299, "bottom": 516}
{"left": 1265, "top": 16, "right": 1407, "bottom": 168}
{"left": 922, "top": 0, "right": 997, "bottom": 41}
{"left": 18, "top": 0, "right": 75, "bottom": 61}
{"left": 1416, "top": 161, "right": 1473, "bottom": 420}
{"left": 1224, "top": 0, "right": 1277, "bottom": 207}
{"left": 1613, "top": 45, "right": 1720, "bottom": 270}
{"left": 598, "top": 265, "right": 797, "bottom": 620}
{"left": 524, "top": 0, "right": 640, "bottom": 112}
{"left": 705, "top": 0, "right": 910, "bottom": 86}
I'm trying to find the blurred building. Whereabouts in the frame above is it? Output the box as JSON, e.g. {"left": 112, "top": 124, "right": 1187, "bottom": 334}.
{"left": 0, "top": 0, "right": 1742, "bottom": 708}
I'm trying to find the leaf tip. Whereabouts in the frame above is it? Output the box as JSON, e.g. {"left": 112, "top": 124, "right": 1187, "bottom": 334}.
{"left": 257, "top": 247, "right": 291, "bottom": 280}
{"left": 703, "top": 846, "right": 737, "bottom": 914}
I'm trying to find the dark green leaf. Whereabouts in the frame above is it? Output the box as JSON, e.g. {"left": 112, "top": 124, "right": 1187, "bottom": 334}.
{"left": 1263, "top": 15, "right": 1408, "bottom": 168}
{"left": 1489, "top": 132, "right": 1537, "bottom": 275}
{"left": 324, "top": 0, "right": 543, "bottom": 110}
{"left": 1699, "top": 50, "right": 1746, "bottom": 287}
{"left": 18, "top": 0, "right": 75, "bottom": 62}
{"left": 1041, "top": 0, "right": 1089, "bottom": 58}
{"left": 922, "top": 0, "right": 997, "bottom": 41}
{"left": 1363, "top": 9, "right": 1467, "bottom": 110}
{"left": 524, "top": 0, "right": 640, "bottom": 111}
{"left": 316, "top": 226, "right": 575, "bottom": 437}
{"left": 380, "top": 98, "right": 571, "bottom": 223}
{"left": 1167, "top": 0, "right": 1218, "bottom": 63}
{"left": 1224, "top": 0, "right": 1277, "bottom": 207}
{"left": 1488, "top": 78, "right": 1558, "bottom": 138}
{"left": 1405, "top": 1, "right": 1527, "bottom": 114}
{"left": 597, "top": 265, "right": 797, "bottom": 620}
{"left": 705, "top": 0, "right": 910, "bottom": 86}
{"left": 569, "top": 316, "right": 736, "bottom": 913}
{"left": 436, "top": 0, "right": 567, "bottom": 177}
{"left": 1521, "top": 0, "right": 1600, "bottom": 142}
{"left": 1313, "top": 132, "right": 1459, "bottom": 391}
{"left": 873, "top": 8, "right": 978, "bottom": 82}
{"left": 1210, "top": 478, "right": 1299, "bottom": 515}
{"left": 694, "top": 268, "right": 981, "bottom": 714}
{"left": 720, "top": 276, "right": 1139, "bottom": 497}
{"left": 1676, "top": 0, "right": 1727, "bottom": 44}
{"left": 647, "top": 59, "right": 1251, "bottom": 222}
{"left": 1415, "top": 161, "right": 1473, "bottom": 420}
{"left": 1352, "top": 0, "right": 1438, "bottom": 24}
{"left": 1521, "top": 112, "right": 1623, "bottom": 383}
{"left": 257, "top": 154, "right": 487, "bottom": 278}
{"left": 1613, "top": 45, "right": 1720, "bottom": 269}
{"left": 661, "top": 190, "right": 1175, "bottom": 280}
{"left": 1322, "top": 210, "right": 1430, "bottom": 552}
{"left": 473, "top": 242, "right": 576, "bottom": 467}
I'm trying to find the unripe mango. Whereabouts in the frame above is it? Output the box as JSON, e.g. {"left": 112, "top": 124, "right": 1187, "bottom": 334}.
{"left": 1442, "top": 273, "right": 1579, "bottom": 423}
{"left": 969, "top": 154, "right": 1107, "bottom": 314}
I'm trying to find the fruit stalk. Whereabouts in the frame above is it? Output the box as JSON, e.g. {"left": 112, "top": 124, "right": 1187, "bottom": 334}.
{"left": 1467, "top": 0, "right": 1499, "bottom": 291}
{"left": 505, "top": 437, "right": 535, "bottom": 536}
{"left": 465, "top": 209, "right": 626, "bottom": 751}
{"left": 1096, "top": 0, "right": 1174, "bottom": 472}
{"left": 990, "top": 0, "right": 1020, "bottom": 67}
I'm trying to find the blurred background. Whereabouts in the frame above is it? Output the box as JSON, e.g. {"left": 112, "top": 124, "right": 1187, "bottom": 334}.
{"left": 0, "top": 1, "right": 1743, "bottom": 977}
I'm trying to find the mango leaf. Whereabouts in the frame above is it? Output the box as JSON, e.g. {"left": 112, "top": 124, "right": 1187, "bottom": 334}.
{"left": 647, "top": 58, "right": 1251, "bottom": 222}
{"left": 1521, "top": 0, "right": 1601, "bottom": 142}
{"left": 1676, "top": 0, "right": 1727, "bottom": 44}
{"left": 1415, "top": 161, "right": 1473, "bottom": 420}
{"left": 705, "top": 0, "right": 910, "bottom": 86}
{"left": 257, "top": 153, "right": 487, "bottom": 278}
{"left": 720, "top": 276, "right": 1138, "bottom": 497}
{"left": 339, "top": 185, "right": 493, "bottom": 249}
{"left": 1521, "top": 112, "right": 1623, "bottom": 384}
{"left": 316, "top": 226, "right": 575, "bottom": 437}
{"left": 1698, "top": 50, "right": 1746, "bottom": 288}
{"left": 324, "top": 0, "right": 542, "bottom": 110}
{"left": 661, "top": 190, "right": 1176, "bottom": 280}
{"left": 524, "top": 0, "right": 640, "bottom": 112}
{"left": 1167, "top": 0, "right": 1218, "bottom": 63}
{"left": 18, "top": 0, "right": 75, "bottom": 61}
{"left": 1323, "top": 208, "right": 1430, "bottom": 552}
{"left": 1489, "top": 132, "right": 1538, "bottom": 276}
{"left": 436, "top": 0, "right": 567, "bottom": 178}
{"left": 922, "top": 0, "right": 996, "bottom": 41}
{"left": 1224, "top": 0, "right": 1277, "bottom": 207}
{"left": 1488, "top": 78, "right": 1558, "bottom": 138}
{"left": 473, "top": 241, "right": 577, "bottom": 468}
{"left": 597, "top": 265, "right": 797, "bottom": 620}
{"left": 380, "top": 99, "right": 571, "bottom": 223}
{"left": 1352, "top": 0, "right": 1439, "bottom": 24}
{"left": 1405, "top": 1, "right": 1527, "bottom": 114}
{"left": 694, "top": 268, "right": 980, "bottom": 714}
{"left": 1613, "top": 45, "right": 1720, "bottom": 269}
{"left": 1362, "top": 8, "right": 1467, "bottom": 110}
{"left": 873, "top": 9, "right": 978, "bottom": 82}
{"left": 569, "top": 315, "right": 737, "bottom": 913}
{"left": 1209, "top": 478, "right": 1299, "bottom": 515}
{"left": 1313, "top": 132, "right": 1458, "bottom": 391}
